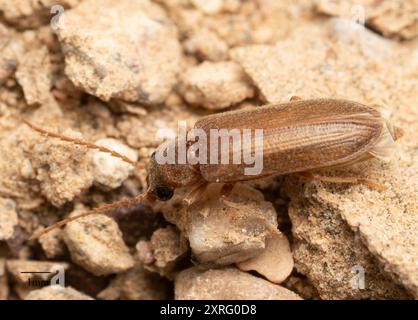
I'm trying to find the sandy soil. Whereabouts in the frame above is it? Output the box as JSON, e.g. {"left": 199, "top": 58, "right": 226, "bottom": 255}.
{"left": 0, "top": 0, "right": 417, "bottom": 300}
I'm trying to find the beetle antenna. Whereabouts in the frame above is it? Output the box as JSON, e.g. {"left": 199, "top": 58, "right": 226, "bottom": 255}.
{"left": 29, "top": 193, "right": 151, "bottom": 241}
{"left": 22, "top": 118, "right": 141, "bottom": 168}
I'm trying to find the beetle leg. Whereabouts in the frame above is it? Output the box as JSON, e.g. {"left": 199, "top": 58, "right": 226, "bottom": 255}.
{"left": 289, "top": 95, "right": 303, "bottom": 102}
{"left": 220, "top": 183, "right": 234, "bottom": 199}
{"left": 182, "top": 180, "right": 209, "bottom": 207}
{"left": 296, "top": 171, "right": 387, "bottom": 191}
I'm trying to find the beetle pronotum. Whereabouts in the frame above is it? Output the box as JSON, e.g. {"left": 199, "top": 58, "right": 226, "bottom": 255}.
{"left": 25, "top": 98, "right": 403, "bottom": 240}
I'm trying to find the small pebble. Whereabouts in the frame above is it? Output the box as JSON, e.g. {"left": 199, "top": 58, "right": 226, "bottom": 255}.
{"left": 149, "top": 226, "right": 187, "bottom": 277}
{"left": 6, "top": 260, "right": 69, "bottom": 283}
{"left": 57, "top": 0, "right": 182, "bottom": 104}
{"left": 186, "top": 184, "right": 278, "bottom": 265}
{"left": 180, "top": 61, "right": 254, "bottom": 110}
{"left": 0, "top": 259, "right": 8, "bottom": 299}
{"left": 175, "top": 267, "right": 302, "bottom": 300}
{"left": 97, "top": 263, "right": 169, "bottom": 300}
{"left": 38, "top": 229, "right": 66, "bottom": 259}
{"left": 183, "top": 29, "right": 229, "bottom": 61}
{"left": 25, "top": 286, "right": 93, "bottom": 300}
{"left": 237, "top": 232, "right": 294, "bottom": 284}
{"left": 0, "top": 198, "right": 17, "bottom": 241}
{"left": 136, "top": 240, "right": 155, "bottom": 265}
{"left": 191, "top": 0, "right": 223, "bottom": 15}
{"left": 63, "top": 208, "right": 134, "bottom": 276}
{"left": 30, "top": 129, "right": 94, "bottom": 207}
{"left": 90, "top": 138, "right": 138, "bottom": 189}
{"left": 15, "top": 46, "right": 53, "bottom": 105}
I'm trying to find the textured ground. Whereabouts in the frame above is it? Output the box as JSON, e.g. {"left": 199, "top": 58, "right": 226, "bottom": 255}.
{"left": 0, "top": 0, "right": 416, "bottom": 300}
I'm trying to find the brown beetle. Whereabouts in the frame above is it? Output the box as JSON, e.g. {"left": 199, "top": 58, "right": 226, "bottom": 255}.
{"left": 25, "top": 98, "right": 403, "bottom": 239}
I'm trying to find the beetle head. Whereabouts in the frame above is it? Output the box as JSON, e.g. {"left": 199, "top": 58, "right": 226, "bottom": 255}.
{"left": 146, "top": 140, "right": 201, "bottom": 201}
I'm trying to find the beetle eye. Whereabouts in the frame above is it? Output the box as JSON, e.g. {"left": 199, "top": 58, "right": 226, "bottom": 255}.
{"left": 154, "top": 186, "right": 174, "bottom": 201}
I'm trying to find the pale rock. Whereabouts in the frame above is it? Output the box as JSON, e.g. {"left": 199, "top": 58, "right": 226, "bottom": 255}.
{"left": 19, "top": 158, "right": 35, "bottom": 179}
{"left": 230, "top": 22, "right": 399, "bottom": 104}
{"left": 0, "top": 197, "right": 18, "bottom": 240}
{"left": 116, "top": 103, "right": 201, "bottom": 150}
{"left": 38, "top": 229, "right": 66, "bottom": 259}
{"left": 63, "top": 208, "right": 134, "bottom": 276}
{"left": 97, "top": 263, "right": 169, "bottom": 300}
{"left": 315, "top": 0, "right": 418, "bottom": 40}
{"left": 90, "top": 138, "right": 138, "bottom": 189}
{"left": 286, "top": 177, "right": 413, "bottom": 300}
{"left": 15, "top": 46, "right": 53, "bottom": 105}
{"left": 0, "top": 0, "right": 83, "bottom": 29}
{"left": 191, "top": 0, "right": 223, "bottom": 15}
{"left": 25, "top": 286, "right": 93, "bottom": 300}
{"left": 30, "top": 128, "right": 94, "bottom": 207}
{"left": 0, "top": 24, "right": 20, "bottom": 84}
{"left": 186, "top": 184, "right": 278, "bottom": 265}
{"left": 183, "top": 29, "right": 229, "bottom": 61}
{"left": 299, "top": 157, "right": 418, "bottom": 297}
{"left": 136, "top": 240, "right": 155, "bottom": 265}
{"left": 57, "top": 0, "right": 182, "bottom": 104}
{"left": 237, "top": 232, "right": 294, "bottom": 284}
{"left": 175, "top": 267, "right": 302, "bottom": 300}
{"left": 6, "top": 260, "right": 69, "bottom": 283}
{"left": 0, "top": 259, "right": 8, "bottom": 299}
{"left": 149, "top": 226, "right": 187, "bottom": 277}
{"left": 180, "top": 61, "right": 254, "bottom": 110}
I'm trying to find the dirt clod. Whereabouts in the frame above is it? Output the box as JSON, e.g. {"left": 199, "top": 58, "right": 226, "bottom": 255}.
{"left": 63, "top": 207, "right": 135, "bottom": 276}
{"left": 25, "top": 286, "right": 93, "bottom": 300}
{"left": 0, "top": 198, "right": 18, "bottom": 241}
{"left": 0, "top": 259, "right": 8, "bottom": 299}
{"left": 89, "top": 138, "right": 138, "bottom": 189}
{"left": 179, "top": 61, "right": 254, "bottom": 110}
{"left": 175, "top": 267, "right": 302, "bottom": 300}
{"left": 237, "top": 231, "right": 294, "bottom": 284}
{"left": 97, "top": 262, "right": 170, "bottom": 300}
{"left": 6, "top": 260, "right": 69, "bottom": 283}
{"left": 57, "top": 0, "right": 182, "bottom": 105}
{"left": 15, "top": 46, "right": 53, "bottom": 106}
{"left": 186, "top": 184, "right": 278, "bottom": 265}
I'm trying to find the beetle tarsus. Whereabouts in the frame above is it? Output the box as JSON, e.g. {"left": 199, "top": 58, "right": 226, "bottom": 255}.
{"left": 182, "top": 181, "right": 208, "bottom": 207}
